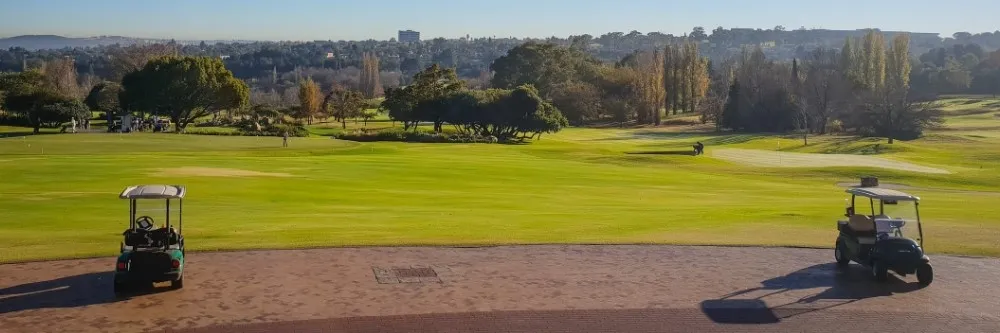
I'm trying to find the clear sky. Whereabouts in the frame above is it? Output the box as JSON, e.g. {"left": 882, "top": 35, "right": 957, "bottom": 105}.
{"left": 1, "top": 0, "right": 997, "bottom": 41}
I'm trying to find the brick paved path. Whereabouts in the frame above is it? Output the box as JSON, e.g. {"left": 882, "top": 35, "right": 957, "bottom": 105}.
{"left": 2, "top": 245, "right": 999, "bottom": 333}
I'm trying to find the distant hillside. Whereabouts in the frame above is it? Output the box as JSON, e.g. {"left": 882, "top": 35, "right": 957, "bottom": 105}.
{"left": 0, "top": 35, "right": 163, "bottom": 50}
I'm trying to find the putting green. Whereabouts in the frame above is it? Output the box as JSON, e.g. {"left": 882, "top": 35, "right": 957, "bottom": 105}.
{"left": 711, "top": 148, "right": 951, "bottom": 174}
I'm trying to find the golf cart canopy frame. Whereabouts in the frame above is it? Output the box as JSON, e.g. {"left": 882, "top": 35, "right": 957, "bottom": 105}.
{"left": 119, "top": 185, "right": 185, "bottom": 234}
{"left": 845, "top": 187, "right": 920, "bottom": 202}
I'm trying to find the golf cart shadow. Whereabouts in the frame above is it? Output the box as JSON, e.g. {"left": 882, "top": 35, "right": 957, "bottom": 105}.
{"left": 0, "top": 271, "right": 173, "bottom": 315}
{"left": 700, "top": 263, "right": 925, "bottom": 324}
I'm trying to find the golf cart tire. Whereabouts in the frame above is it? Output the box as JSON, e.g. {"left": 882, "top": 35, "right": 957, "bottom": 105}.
{"left": 917, "top": 264, "right": 933, "bottom": 286}
{"left": 171, "top": 276, "right": 184, "bottom": 290}
{"left": 872, "top": 260, "right": 889, "bottom": 282}
{"left": 834, "top": 240, "right": 850, "bottom": 268}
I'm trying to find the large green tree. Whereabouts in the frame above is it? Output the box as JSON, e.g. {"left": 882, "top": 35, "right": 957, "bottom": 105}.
{"left": 84, "top": 82, "right": 122, "bottom": 127}
{"left": 325, "top": 87, "right": 364, "bottom": 129}
{"left": 489, "top": 42, "right": 598, "bottom": 98}
{"left": 409, "top": 64, "right": 464, "bottom": 132}
{"left": 1, "top": 70, "right": 88, "bottom": 133}
{"left": 120, "top": 56, "right": 249, "bottom": 132}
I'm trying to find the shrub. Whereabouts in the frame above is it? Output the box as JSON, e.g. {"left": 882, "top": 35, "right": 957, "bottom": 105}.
{"left": 239, "top": 123, "right": 308, "bottom": 137}
{"left": 332, "top": 129, "right": 499, "bottom": 143}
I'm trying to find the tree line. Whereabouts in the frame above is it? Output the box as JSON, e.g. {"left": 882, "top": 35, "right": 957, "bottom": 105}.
{"left": 3, "top": 27, "right": 999, "bottom": 104}
{"left": 713, "top": 31, "right": 940, "bottom": 143}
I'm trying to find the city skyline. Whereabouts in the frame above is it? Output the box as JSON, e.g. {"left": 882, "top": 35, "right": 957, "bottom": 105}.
{"left": 1, "top": 0, "right": 998, "bottom": 41}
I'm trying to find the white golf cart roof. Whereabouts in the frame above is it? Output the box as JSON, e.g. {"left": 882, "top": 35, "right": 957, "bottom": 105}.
{"left": 846, "top": 187, "right": 919, "bottom": 201}
{"left": 119, "top": 185, "right": 186, "bottom": 200}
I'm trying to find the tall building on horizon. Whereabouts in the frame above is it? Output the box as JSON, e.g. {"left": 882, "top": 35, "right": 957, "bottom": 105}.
{"left": 398, "top": 30, "right": 420, "bottom": 43}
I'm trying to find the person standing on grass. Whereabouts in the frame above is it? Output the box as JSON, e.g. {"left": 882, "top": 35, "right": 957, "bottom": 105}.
{"left": 70, "top": 117, "right": 77, "bottom": 133}
{"left": 282, "top": 131, "right": 289, "bottom": 147}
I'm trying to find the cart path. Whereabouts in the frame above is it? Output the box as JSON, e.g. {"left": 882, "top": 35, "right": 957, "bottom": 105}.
{"left": 2, "top": 245, "right": 999, "bottom": 333}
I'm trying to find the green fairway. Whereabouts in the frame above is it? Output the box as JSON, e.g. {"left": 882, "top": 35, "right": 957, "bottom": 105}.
{"left": 2, "top": 98, "right": 1000, "bottom": 262}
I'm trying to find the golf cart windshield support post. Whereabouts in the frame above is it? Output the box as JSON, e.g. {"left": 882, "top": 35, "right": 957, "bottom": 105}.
{"left": 130, "top": 200, "right": 136, "bottom": 229}
{"left": 915, "top": 201, "right": 924, "bottom": 247}
{"left": 179, "top": 199, "right": 182, "bottom": 234}
{"left": 166, "top": 199, "right": 170, "bottom": 229}
{"left": 869, "top": 198, "right": 875, "bottom": 216}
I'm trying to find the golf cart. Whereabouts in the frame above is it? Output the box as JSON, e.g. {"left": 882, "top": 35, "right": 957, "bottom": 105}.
{"left": 835, "top": 183, "right": 932, "bottom": 285}
{"left": 113, "top": 185, "right": 186, "bottom": 293}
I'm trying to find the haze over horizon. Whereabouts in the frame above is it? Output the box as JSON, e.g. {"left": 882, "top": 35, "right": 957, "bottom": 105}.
{"left": 1, "top": 0, "right": 998, "bottom": 41}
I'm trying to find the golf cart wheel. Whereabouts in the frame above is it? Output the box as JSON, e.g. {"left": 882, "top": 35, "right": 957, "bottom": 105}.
{"left": 917, "top": 264, "right": 934, "bottom": 286}
{"left": 872, "top": 261, "right": 889, "bottom": 282}
{"left": 170, "top": 276, "right": 184, "bottom": 290}
{"left": 834, "top": 241, "right": 850, "bottom": 268}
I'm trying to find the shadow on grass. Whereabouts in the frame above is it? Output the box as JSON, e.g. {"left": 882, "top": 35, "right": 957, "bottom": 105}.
{"left": 626, "top": 150, "right": 696, "bottom": 156}
{"left": 0, "top": 131, "right": 60, "bottom": 139}
{"left": 701, "top": 263, "right": 925, "bottom": 325}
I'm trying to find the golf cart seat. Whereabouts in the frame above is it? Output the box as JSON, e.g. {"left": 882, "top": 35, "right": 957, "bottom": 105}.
{"left": 123, "top": 229, "right": 153, "bottom": 247}
{"left": 844, "top": 215, "right": 877, "bottom": 244}
{"left": 150, "top": 227, "right": 181, "bottom": 246}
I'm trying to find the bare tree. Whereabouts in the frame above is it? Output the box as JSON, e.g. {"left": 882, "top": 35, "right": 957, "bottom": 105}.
{"left": 858, "top": 89, "right": 942, "bottom": 144}
{"left": 42, "top": 58, "right": 80, "bottom": 98}
{"left": 802, "top": 48, "right": 851, "bottom": 134}
{"left": 108, "top": 44, "right": 178, "bottom": 81}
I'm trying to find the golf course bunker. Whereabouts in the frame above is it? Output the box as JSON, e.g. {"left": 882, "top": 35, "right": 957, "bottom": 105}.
{"left": 152, "top": 167, "right": 294, "bottom": 178}
{"left": 712, "top": 148, "right": 951, "bottom": 174}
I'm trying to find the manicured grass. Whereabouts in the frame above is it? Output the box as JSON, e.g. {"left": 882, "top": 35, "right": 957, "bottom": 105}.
{"left": 2, "top": 98, "right": 999, "bottom": 262}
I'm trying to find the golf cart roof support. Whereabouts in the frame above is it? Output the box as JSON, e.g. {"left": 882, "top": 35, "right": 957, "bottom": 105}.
{"left": 846, "top": 187, "right": 920, "bottom": 202}
{"left": 119, "top": 185, "right": 186, "bottom": 200}
{"left": 915, "top": 201, "right": 924, "bottom": 248}
{"left": 130, "top": 200, "right": 136, "bottom": 229}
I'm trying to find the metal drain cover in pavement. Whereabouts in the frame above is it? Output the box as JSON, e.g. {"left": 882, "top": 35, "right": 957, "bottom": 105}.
{"left": 373, "top": 266, "right": 442, "bottom": 284}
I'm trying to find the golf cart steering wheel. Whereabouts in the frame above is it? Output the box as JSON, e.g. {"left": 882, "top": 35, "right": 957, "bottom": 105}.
{"left": 135, "top": 216, "right": 155, "bottom": 230}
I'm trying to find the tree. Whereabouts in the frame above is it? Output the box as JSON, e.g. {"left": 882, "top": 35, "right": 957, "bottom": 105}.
{"left": 490, "top": 42, "right": 598, "bottom": 98}
{"left": 860, "top": 30, "right": 886, "bottom": 91}
{"left": 635, "top": 50, "right": 665, "bottom": 124}
{"left": 549, "top": 81, "right": 602, "bottom": 125}
{"left": 857, "top": 90, "right": 942, "bottom": 143}
{"left": 325, "top": 87, "right": 364, "bottom": 129}
{"left": 690, "top": 27, "right": 708, "bottom": 41}
{"left": 84, "top": 82, "right": 122, "bottom": 127}
{"left": 359, "top": 52, "right": 382, "bottom": 98}
{"left": 440, "top": 85, "right": 567, "bottom": 140}
{"left": 42, "top": 58, "right": 80, "bottom": 98}
{"left": 723, "top": 47, "right": 799, "bottom": 132}
{"left": 120, "top": 56, "right": 249, "bottom": 132}
{"left": 701, "top": 61, "right": 733, "bottom": 130}
{"left": 108, "top": 43, "right": 178, "bottom": 81}
{"left": 688, "top": 44, "right": 710, "bottom": 114}
{"left": 720, "top": 79, "right": 742, "bottom": 130}
{"left": 886, "top": 34, "right": 912, "bottom": 93}
{"left": 410, "top": 64, "right": 464, "bottom": 132}
{"left": 1, "top": 71, "right": 88, "bottom": 133}
{"left": 382, "top": 86, "right": 417, "bottom": 129}
{"left": 663, "top": 44, "right": 679, "bottom": 114}
{"left": 802, "top": 48, "right": 850, "bottom": 134}
{"left": 297, "top": 78, "right": 322, "bottom": 124}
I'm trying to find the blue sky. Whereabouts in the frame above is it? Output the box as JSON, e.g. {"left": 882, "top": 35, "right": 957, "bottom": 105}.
{"left": 1, "top": 0, "right": 997, "bottom": 41}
